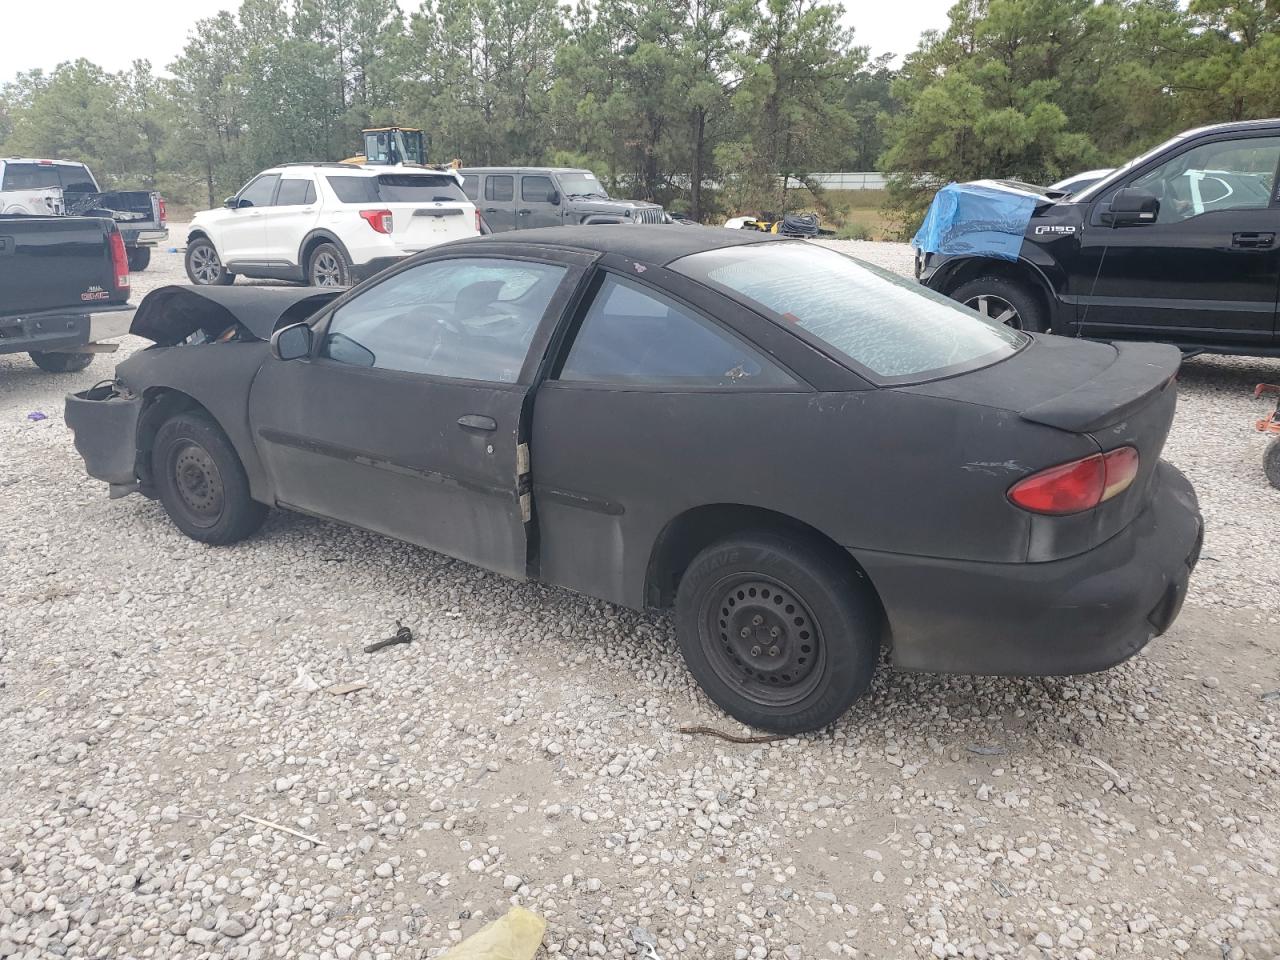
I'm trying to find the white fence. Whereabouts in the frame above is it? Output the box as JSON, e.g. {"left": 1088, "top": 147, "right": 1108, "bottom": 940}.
{"left": 785, "top": 172, "right": 888, "bottom": 190}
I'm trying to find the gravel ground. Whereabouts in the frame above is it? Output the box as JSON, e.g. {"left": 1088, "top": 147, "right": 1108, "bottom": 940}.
{"left": 1, "top": 231, "right": 1278, "bottom": 960}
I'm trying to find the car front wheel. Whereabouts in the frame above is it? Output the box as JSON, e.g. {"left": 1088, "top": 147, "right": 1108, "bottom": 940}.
{"left": 951, "top": 276, "right": 1047, "bottom": 333}
{"left": 674, "top": 531, "right": 881, "bottom": 734}
{"left": 185, "top": 239, "right": 233, "bottom": 285}
{"left": 152, "top": 410, "right": 267, "bottom": 544}
{"left": 307, "top": 242, "right": 352, "bottom": 287}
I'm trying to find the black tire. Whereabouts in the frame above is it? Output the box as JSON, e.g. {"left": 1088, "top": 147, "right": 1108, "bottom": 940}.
{"left": 152, "top": 410, "right": 267, "bottom": 545}
{"left": 28, "top": 350, "right": 94, "bottom": 373}
{"left": 674, "top": 531, "right": 881, "bottom": 734}
{"left": 185, "top": 238, "right": 233, "bottom": 285}
{"left": 307, "top": 242, "right": 352, "bottom": 287}
{"left": 951, "top": 276, "right": 1048, "bottom": 333}
{"left": 1265, "top": 439, "right": 1280, "bottom": 490}
{"left": 126, "top": 246, "right": 151, "bottom": 271}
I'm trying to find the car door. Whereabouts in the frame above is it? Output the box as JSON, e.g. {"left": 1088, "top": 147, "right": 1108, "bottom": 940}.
{"left": 530, "top": 267, "right": 808, "bottom": 607}
{"left": 1073, "top": 133, "right": 1280, "bottom": 345}
{"left": 519, "top": 174, "right": 562, "bottom": 229}
{"left": 260, "top": 175, "right": 318, "bottom": 269}
{"left": 219, "top": 173, "right": 279, "bottom": 264}
{"left": 247, "top": 248, "right": 592, "bottom": 579}
{"left": 480, "top": 174, "right": 516, "bottom": 232}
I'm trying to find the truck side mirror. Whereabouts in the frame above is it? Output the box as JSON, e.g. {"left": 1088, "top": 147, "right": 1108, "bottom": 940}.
{"left": 271, "top": 322, "right": 313, "bottom": 361}
{"left": 1108, "top": 189, "right": 1159, "bottom": 226}
{"left": 548, "top": 190, "right": 560, "bottom": 206}
{"left": 224, "top": 196, "right": 238, "bottom": 209}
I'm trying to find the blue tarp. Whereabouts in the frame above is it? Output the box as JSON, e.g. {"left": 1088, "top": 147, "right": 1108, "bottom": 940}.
{"left": 911, "top": 181, "right": 1039, "bottom": 263}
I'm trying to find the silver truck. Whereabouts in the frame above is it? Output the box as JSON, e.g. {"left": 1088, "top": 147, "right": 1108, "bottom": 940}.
{"left": 459, "top": 167, "right": 665, "bottom": 231}
{"left": 0, "top": 158, "right": 168, "bottom": 270}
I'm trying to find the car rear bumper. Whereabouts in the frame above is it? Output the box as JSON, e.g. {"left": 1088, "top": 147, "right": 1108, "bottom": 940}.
{"left": 0, "top": 304, "right": 131, "bottom": 356}
{"left": 854, "top": 460, "right": 1202, "bottom": 676}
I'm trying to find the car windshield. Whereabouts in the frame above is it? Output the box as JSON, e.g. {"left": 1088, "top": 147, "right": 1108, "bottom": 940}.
{"left": 558, "top": 172, "right": 609, "bottom": 198}
{"left": 672, "top": 242, "right": 1028, "bottom": 382}
{"left": 326, "top": 174, "right": 467, "bottom": 204}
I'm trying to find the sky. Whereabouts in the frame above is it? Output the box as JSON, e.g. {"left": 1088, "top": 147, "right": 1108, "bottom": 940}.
{"left": 3, "top": 0, "right": 956, "bottom": 82}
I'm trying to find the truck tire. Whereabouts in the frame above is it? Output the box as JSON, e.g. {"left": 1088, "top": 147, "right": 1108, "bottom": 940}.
{"left": 307, "top": 242, "right": 352, "bottom": 287}
{"left": 185, "top": 238, "right": 234, "bottom": 286}
{"left": 951, "top": 277, "right": 1048, "bottom": 333}
{"left": 152, "top": 410, "right": 268, "bottom": 544}
{"left": 127, "top": 246, "right": 151, "bottom": 271}
{"left": 29, "top": 351, "right": 94, "bottom": 373}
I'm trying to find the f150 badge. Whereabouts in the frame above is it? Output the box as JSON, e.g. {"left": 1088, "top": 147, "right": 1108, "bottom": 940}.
{"left": 80, "top": 286, "right": 109, "bottom": 302}
{"left": 1034, "top": 225, "right": 1076, "bottom": 236}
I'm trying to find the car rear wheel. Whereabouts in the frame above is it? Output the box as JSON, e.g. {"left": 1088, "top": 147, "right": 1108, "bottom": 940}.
{"left": 952, "top": 277, "right": 1047, "bottom": 333}
{"left": 1264, "top": 439, "right": 1280, "bottom": 490}
{"left": 674, "top": 531, "right": 880, "bottom": 734}
{"left": 126, "top": 246, "right": 151, "bottom": 271}
{"left": 28, "top": 350, "right": 94, "bottom": 373}
{"left": 152, "top": 410, "right": 267, "bottom": 544}
{"left": 307, "top": 243, "right": 352, "bottom": 287}
{"left": 185, "top": 239, "right": 233, "bottom": 285}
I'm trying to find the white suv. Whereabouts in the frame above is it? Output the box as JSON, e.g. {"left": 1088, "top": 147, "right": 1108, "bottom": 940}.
{"left": 185, "top": 163, "right": 481, "bottom": 287}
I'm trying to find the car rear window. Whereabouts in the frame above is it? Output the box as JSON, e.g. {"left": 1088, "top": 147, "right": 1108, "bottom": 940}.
{"left": 325, "top": 174, "right": 467, "bottom": 204}
{"left": 671, "top": 242, "right": 1027, "bottom": 382}
{"left": 2, "top": 162, "right": 94, "bottom": 192}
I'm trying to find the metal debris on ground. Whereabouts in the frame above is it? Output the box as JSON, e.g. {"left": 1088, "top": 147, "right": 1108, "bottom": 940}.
{"left": 435, "top": 906, "right": 545, "bottom": 959}
{"left": 365, "top": 622, "right": 413, "bottom": 653}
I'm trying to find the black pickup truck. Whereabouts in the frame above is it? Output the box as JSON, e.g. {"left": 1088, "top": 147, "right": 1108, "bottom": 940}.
{"left": 915, "top": 119, "right": 1280, "bottom": 356}
{"left": 0, "top": 215, "right": 132, "bottom": 372}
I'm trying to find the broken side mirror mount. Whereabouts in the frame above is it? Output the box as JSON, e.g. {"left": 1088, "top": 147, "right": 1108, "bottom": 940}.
{"left": 1108, "top": 189, "right": 1160, "bottom": 227}
{"left": 271, "top": 322, "right": 313, "bottom": 362}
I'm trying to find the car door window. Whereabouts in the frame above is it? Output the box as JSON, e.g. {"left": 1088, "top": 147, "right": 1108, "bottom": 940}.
{"left": 320, "top": 257, "right": 567, "bottom": 382}
{"left": 1127, "top": 137, "right": 1280, "bottom": 223}
{"left": 238, "top": 174, "right": 279, "bottom": 208}
{"left": 485, "top": 175, "right": 514, "bottom": 202}
{"left": 522, "top": 175, "right": 556, "bottom": 202}
{"left": 559, "top": 274, "right": 795, "bottom": 387}
{"left": 276, "top": 178, "right": 314, "bottom": 206}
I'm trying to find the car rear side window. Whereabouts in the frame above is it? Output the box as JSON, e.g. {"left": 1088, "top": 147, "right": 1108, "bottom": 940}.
{"left": 462, "top": 175, "right": 480, "bottom": 201}
{"left": 2, "top": 163, "right": 62, "bottom": 190}
{"left": 485, "top": 175, "right": 514, "bottom": 202}
{"left": 276, "top": 178, "right": 315, "bottom": 206}
{"left": 558, "top": 274, "right": 795, "bottom": 387}
{"left": 326, "top": 174, "right": 466, "bottom": 204}
{"left": 672, "top": 243, "right": 1026, "bottom": 382}
{"left": 320, "top": 257, "right": 567, "bottom": 383}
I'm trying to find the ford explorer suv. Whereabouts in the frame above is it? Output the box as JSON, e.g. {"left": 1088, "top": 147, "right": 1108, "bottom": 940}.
{"left": 914, "top": 119, "right": 1280, "bottom": 356}
{"left": 459, "top": 167, "right": 665, "bottom": 231}
{"left": 185, "top": 163, "right": 481, "bottom": 287}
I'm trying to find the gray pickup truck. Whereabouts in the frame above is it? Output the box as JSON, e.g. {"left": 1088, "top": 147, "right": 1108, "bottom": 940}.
{"left": 459, "top": 167, "right": 665, "bottom": 231}
{"left": 0, "top": 215, "right": 132, "bottom": 372}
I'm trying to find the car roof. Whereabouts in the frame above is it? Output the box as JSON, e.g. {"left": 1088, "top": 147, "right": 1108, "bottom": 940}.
{"left": 1180, "top": 117, "right": 1280, "bottom": 139}
{"left": 460, "top": 167, "right": 592, "bottom": 175}
{"left": 452, "top": 224, "right": 779, "bottom": 266}
{"left": 3, "top": 158, "right": 88, "bottom": 166}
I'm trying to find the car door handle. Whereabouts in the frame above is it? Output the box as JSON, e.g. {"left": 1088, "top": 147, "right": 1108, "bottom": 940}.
{"left": 483, "top": 207, "right": 500, "bottom": 213}
{"left": 457, "top": 414, "right": 497, "bottom": 432}
{"left": 1232, "top": 231, "right": 1276, "bottom": 248}
{"left": 518, "top": 209, "right": 531, "bottom": 215}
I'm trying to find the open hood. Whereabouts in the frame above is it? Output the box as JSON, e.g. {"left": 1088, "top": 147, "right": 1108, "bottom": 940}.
{"left": 130, "top": 285, "right": 341, "bottom": 346}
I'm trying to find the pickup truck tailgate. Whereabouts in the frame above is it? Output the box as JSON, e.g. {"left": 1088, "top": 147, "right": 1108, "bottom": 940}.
{"left": 0, "top": 215, "right": 124, "bottom": 313}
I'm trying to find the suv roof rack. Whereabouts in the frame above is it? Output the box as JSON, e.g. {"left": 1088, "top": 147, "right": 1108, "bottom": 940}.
{"left": 277, "top": 162, "right": 357, "bottom": 169}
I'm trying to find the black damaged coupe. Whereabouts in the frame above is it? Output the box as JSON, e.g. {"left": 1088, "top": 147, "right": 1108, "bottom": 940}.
{"left": 67, "top": 226, "right": 1203, "bottom": 733}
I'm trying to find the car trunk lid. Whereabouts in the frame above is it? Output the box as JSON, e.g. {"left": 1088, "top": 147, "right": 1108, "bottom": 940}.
{"left": 390, "top": 200, "right": 476, "bottom": 249}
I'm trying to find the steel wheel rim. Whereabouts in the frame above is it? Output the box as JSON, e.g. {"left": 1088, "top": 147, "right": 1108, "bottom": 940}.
{"left": 172, "top": 442, "right": 224, "bottom": 527}
{"left": 700, "top": 575, "right": 825, "bottom": 707}
{"left": 313, "top": 252, "right": 344, "bottom": 286}
{"left": 190, "top": 244, "right": 221, "bottom": 284}
{"left": 964, "top": 293, "right": 1021, "bottom": 329}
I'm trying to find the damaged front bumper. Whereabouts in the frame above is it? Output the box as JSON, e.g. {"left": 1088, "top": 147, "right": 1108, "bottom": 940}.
{"left": 65, "top": 382, "right": 142, "bottom": 498}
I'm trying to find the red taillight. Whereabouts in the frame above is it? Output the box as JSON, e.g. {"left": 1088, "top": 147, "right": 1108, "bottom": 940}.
{"left": 1008, "top": 447, "right": 1140, "bottom": 515}
{"left": 108, "top": 230, "right": 130, "bottom": 296}
{"left": 157, "top": 197, "right": 167, "bottom": 226}
{"left": 359, "top": 209, "right": 393, "bottom": 234}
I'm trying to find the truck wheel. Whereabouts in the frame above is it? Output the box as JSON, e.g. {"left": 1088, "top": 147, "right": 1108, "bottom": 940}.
{"left": 126, "top": 247, "right": 151, "bottom": 271}
{"left": 29, "top": 351, "right": 94, "bottom": 373}
{"left": 185, "top": 239, "right": 233, "bottom": 286}
{"left": 307, "top": 243, "right": 352, "bottom": 287}
{"left": 674, "top": 531, "right": 881, "bottom": 734}
{"left": 1264, "top": 439, "right": 1280, "bottom": 490}
{"left": 152, "top": 410, "right": 267, "bottom": 545}
{"left": 951, "top": 277, "right": 1048, "bottom": 333}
